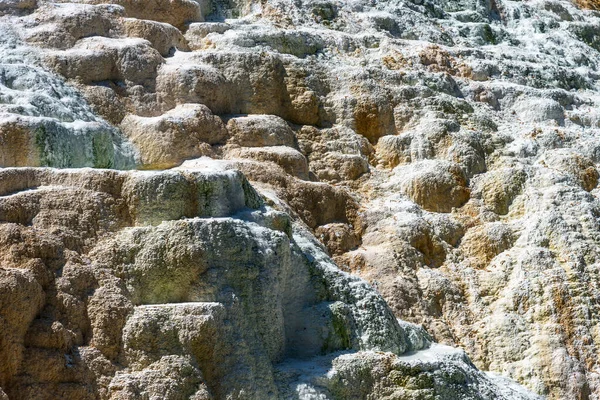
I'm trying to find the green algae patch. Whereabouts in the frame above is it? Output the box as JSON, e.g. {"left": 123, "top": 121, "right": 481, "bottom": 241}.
{"left": 31, "top": 121, "right": 136, "bottom": 169}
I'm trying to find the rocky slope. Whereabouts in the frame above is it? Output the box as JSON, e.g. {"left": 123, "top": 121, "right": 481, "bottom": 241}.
{"left": 0, "top": 166, "right": 539, "bottom": 399}
{"left": 0, "top": 0, "right": 599, "bottom": 398}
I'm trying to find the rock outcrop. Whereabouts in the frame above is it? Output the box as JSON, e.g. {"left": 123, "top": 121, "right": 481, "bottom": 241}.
{"left": 1, "top": 0, "right": 600, "bottom": 398}
{"left": 0, "top": 165, "right": 536, "bottom": 400}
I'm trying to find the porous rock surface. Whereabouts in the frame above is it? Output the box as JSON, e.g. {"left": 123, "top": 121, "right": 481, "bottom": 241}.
{"left": 0, "top": 0, "right": 599, "bottom": 399}
{"left": 0, "top": 165, "right": 533, "bottom": 400}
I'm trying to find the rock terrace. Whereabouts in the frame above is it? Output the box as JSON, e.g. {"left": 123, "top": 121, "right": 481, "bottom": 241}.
{"left": 1, "top": 0, "right": 600, "bottom": 399}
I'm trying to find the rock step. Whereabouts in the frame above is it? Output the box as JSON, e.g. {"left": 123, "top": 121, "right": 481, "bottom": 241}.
{"left": 7, "top": 381, "right": 94, "bottom": 400}
{"left": 0, "top": 165, "right": 262, "bottom": 227}
{"left": 50, "top": 0, "right": 211, "bottom": 30}
{"left": 46, "top": 37, "right": 163, "bottom": 85}
{"left": 24, "top": 319, "right": 75, "bottom": 351}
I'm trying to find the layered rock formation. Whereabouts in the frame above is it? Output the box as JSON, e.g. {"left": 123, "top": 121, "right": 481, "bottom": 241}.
{"left": 0, "top": 166, "right": 537, "bottom": 399}
{"left": 1, "top": 0, "right": 600, "bottom": 398}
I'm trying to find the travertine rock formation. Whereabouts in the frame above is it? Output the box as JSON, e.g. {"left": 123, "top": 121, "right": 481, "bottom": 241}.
{"left": 0, "top": 166, "right": 535, "bottom": 400}
{"left": 1, "top": 0, "right": 600, "bottom": 398}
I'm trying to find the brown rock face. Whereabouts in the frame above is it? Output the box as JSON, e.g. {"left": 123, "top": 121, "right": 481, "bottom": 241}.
{"left": 0, "top": 268, "right": 45, "bottom": 387}
{"left": 575, "top": 0, "right": 600, "bottom": 10}
{"left": 225, "top": 114, "right": 295, "bottom": 148}
{"left": 0, "top": 167, "right": 253, "bottom": 397}
{"left": 121, "top": 104, "right": 227, "bottom": 168}
{"left": 123, "top": 18, "right": 189, "bottom": 57}
{"left": 51, "top": 0, "right": 209, "bottom": 30}
{"left": 0, "top": 167, "right": 446, "bottom": 400}
{"left": 315, "top": 223, "right": 361, "bottom": 256}
{"left": 0, "top": 120, "right": 41, "bottom": 167}
{"left": 459, "top": 223, "right": 516, "bottom": 268}
{"left": 398, "top": 160, "right": 471, "bottom": 213}
{"left": 353, "top": 94, "right": 395, "bottom": 144}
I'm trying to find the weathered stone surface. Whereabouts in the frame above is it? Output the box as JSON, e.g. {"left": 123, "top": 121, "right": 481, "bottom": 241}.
{"left": 123, "top": 18, "right": 190, "bottom": 57}
{"left": 392, "top": 160, "right": 471, "bottom": 213}
{"left": 0, "top": 165, "right": 482, "bottom": 400}
{"left": 120, "top": 104, "right": 227, "bottom": 168}
{"left": 0, "top": 0, "right": 35, "bottom": 14}
{"left": 51, "top": 0, "right": 209, "bottom": 29}
{"left": 0, "top": 30, "right": 137, "bottom": 168}
{"left": 225, "top": 146, "right": 310, "bottom": 180}
{"left": 25, "top": 3, "right": 123, "bottom": 49}
{"left": 2, "top": 0, "right": 600, "bottom": 398}
{"left": 225, "top": 114, "right": 295, "bottom": 148}
{"left": 46, "top": 37, "right": 163, "bottom": 85}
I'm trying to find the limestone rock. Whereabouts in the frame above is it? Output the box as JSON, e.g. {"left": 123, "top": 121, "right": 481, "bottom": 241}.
{"left": 0, "top": 268, "right": 44, "bottom": 386}
{"left": 46, "top": 37, "right": 163, "bottom": 85}
{"left": 123, "top": 18, "right": 190, "bottom": 57}
{"left": 0, "top": 164, "right": 475, "bottom": 400}
{"left": 225, "top": 146, "right": 309, "bottom": 180}
{"left": 472, "top": 167, "right": 527, "bottom": 215}
{"left": 376, "top": 134, "right": 412, "bottom": 168}
{"left": 459, "top": 222, "right": 516, "bottom": 268}
{"left": 225, "top": 114, "right": 295, "bottom": 148}
{"left": 2, "top": 0, "right": 600, "bottom": 398}
{"left": 540, "top": 149, "right": 599, "bottom": 192}
{"left": 0, "top": 32, "right": 137, "bottom": 169}
{"left": 0, "top": 0, "right": 35, "bottom": 14}
{"left": 392, "top": 160, "right": 471, "bottom": 213}
{"left": 512, "top": 98, "right": 565, "bottom": 125}
{"left": 108, "top": 355, "right": 212, "bottom": 400}
{"left": 185, "top": 22, "right": 231, "bottom": 50}
{"left": 25, "top": 3, "right": 123, "bottom": 49}
{"left": 276, "top": 344, "right": 541, "bottom": 400}
{"left": 315, "top": 222, "right": 361, "bottom": 256}
{"left": 51, "top": 0, "right": 209, "bottom": 29}
{"left": 120, "top": 104, "right": 227, "bottom": 168}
